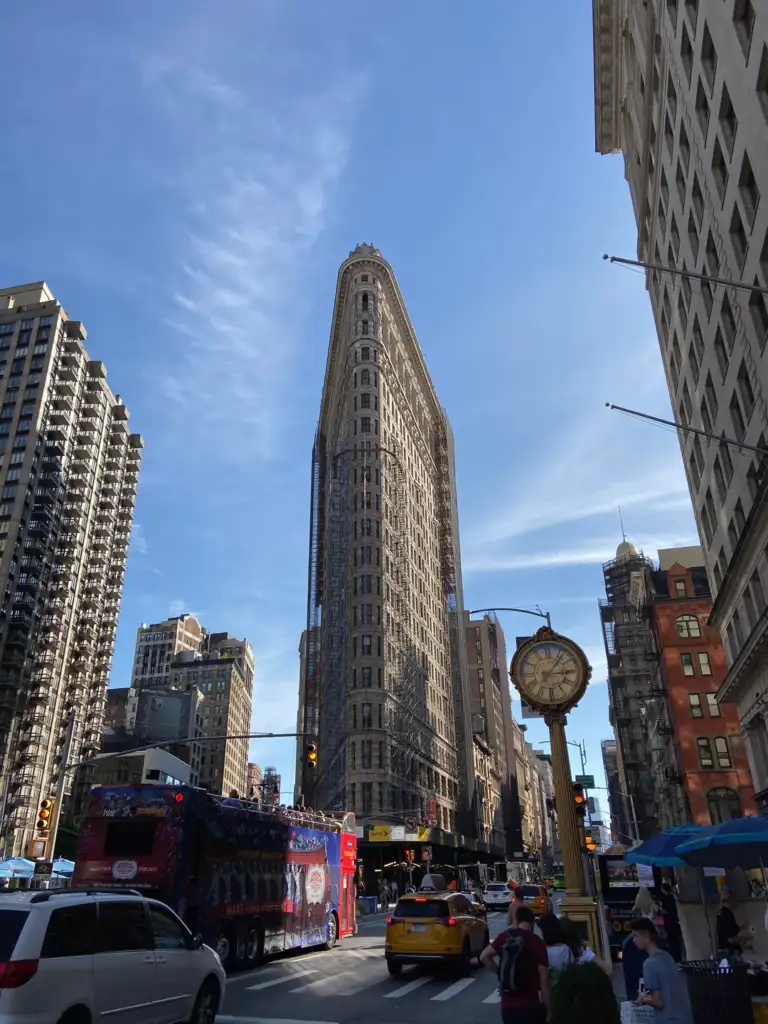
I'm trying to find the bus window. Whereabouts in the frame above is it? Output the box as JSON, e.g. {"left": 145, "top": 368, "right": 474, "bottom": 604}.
{"left": 104, "top": 820, "right": 157, "bottom": 857}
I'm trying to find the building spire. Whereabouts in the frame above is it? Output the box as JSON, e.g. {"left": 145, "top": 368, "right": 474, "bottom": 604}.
{"left": 618, "top": 505, "right": 626, "bottom": 540}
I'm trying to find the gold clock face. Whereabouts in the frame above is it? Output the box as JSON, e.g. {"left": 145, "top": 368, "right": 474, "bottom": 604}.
{"left": 516, "top": 640, "right": 586, "bottom": 708}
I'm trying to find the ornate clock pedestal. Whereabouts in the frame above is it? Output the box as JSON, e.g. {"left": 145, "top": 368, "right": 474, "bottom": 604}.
{"left": 547, "top": 713, "right": 601, "bottom": 957}
{"left": 509, "top": 627, "right": 603, "bottom": 959}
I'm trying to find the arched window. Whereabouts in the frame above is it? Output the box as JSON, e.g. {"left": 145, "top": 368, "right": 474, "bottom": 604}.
{"left": 360, "top": 369, "right": 370, "bottom": 386}
{"left": 361, "top": 293, "right": 369, "bottom": 311}
{"left": 707, "top": 787, "right": 741, "bottom": 824}
{"left": 676, "top": 614, "right": 701, "bottom": 638}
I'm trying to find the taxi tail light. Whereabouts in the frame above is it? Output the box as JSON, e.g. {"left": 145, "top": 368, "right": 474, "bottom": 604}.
{"left": 0, "top": 960, "right": 39, "bottom": 988}
{"left": 447, "top": 917, "right": 457, "bottom": 927}
{"left": 386, "top": 916, "right": 403, "bottom": 925}
{"left": 386, "top": 917, "right": 394, "bottom": 925}
{"left": 540, "top": 898, "right": 545, "bottom": 905}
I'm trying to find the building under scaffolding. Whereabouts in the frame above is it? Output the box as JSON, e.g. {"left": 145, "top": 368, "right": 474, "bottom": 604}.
{"left": 297, "top": 244, "right": 474, "bottom": 835}
{"left": 599, "top": 538, "right": 660, "bottom": 841}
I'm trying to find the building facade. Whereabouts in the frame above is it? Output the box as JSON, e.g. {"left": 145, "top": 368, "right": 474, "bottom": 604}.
{"left": 593, "top": 1, "right": 768, "bottom": 803}
{"left": 299, "top": 245, "right": 473, "bottom": 836}
{"left": 101, "top": 685, "right": 205, "bottom": 787}
{"left": 168, "top": 649, "right": 251, "bottom": 797}
{"left": 600, "top": 540, "right": 660, "bottom": 840}
{"left": 89, "top": 747, "right": 191, "bottom": 790}
{"left": 472, "top": 732, "right": 504, "bottom": 852}
{"left": 602, "top": 738, "right": 634, "bottom": 844}
{"left": 130, "top": 613, "right": 206, "bottom": 689}
{"left": 645, "top": 546, "right": 755, "bottom": 825}
{"left": 247, "top": 761, "right": 262, "bottom": 800}
{"left": 464, "top": 612, "right": 523, "bottom": 856}
{"left": 0, "top": 282, "right": 141, "bottom": 856}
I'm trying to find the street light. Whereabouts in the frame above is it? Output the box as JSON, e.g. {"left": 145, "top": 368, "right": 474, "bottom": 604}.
{"left": 468, "top": 606, "right": 552, "bottom": 629}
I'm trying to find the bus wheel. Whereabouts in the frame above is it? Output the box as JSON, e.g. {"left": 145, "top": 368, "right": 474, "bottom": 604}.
{"left": 322, "top": 912, "right": 337, "bottom": 950}
{"left": 246, "top": 921, "right": 265, "bottom": 966}
{"left": 215, "top": 928, "right": 236, "bottom": 971}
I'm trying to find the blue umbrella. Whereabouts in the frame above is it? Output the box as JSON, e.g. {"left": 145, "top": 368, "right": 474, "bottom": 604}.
{"left": 625, "top": 824, "right": 710, "bottom": 867}
{"left": 51, "top": 858, "right": 74, "bottom": 877}
{"left": 677, "top": 816, "right": 768, "bottom": 869}
{"left": 0, "top": 857, "right": 35, "bottom": 879}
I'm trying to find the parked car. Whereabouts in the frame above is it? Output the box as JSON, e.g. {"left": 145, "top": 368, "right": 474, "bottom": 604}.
{"left": 0, "top": 887, "right": 226, "bottom": 1024}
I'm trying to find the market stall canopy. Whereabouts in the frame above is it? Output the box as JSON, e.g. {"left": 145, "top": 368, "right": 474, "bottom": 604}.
{"left": 625, "top": 824, "right": 709, "bottom": 867}
{"left": 0, "top": 857, "right": 35, "bottom": 878}
{"left": 677, "top": 816, "right": 768, "bottom": 870}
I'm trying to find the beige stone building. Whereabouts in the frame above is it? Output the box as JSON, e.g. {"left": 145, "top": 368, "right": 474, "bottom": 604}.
{"left": 168, "top": 649, "right": 251, "bottom": 796}
{"left": 130, "top": 613, "right": 206, "bottom": 688}
{"left": 247, "top": 761, "right": 262, "bottom": 799}
{"left": 0, "top": 282, "right": 142, "bottom": 856}
{"left": 299, "top": 245, "right": 474, "bottom": 833}
{"left": 593, "top": 1, "right": 768, "bottom": 807}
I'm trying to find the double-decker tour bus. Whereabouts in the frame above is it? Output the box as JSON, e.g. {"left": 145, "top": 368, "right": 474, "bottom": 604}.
{"left": 73, "top": 784, "right": 357, "bottom": 970}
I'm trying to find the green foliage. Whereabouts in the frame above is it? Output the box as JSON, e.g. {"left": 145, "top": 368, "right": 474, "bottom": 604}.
{"left": 550, "top": 961, "right": 620, "bottom": 1024}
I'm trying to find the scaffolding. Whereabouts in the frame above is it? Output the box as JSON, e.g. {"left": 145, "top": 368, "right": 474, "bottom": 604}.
{"left": 600, "top": 549, "right": 660, "bottom": 841}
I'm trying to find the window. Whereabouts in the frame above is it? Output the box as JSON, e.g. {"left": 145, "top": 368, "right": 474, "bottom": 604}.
{"left": 361, "top": 321, "right": 369, "bottom": 335}
{"left": 97, "top": 901, "right": 153, "bottom": 953}
{"left": 698, "top": 652, "right": 713, "bottom": 675}
{"left": 695, "top": 80, "right": 710, "bottom": 137}
{"left": 738, "top": 152, "right": 760, "bottom": 226}
{"left": 148, "top": 905, "right": 189, "bottom": 951}
{"left": 360, "top": 417, "right": 371, "bottom": 433}
{"left": 41, "top": 904, "right": 98, "bottom": 957}
{"left": 706, "top": 693, "right": 720, "bottom": 717}
{"left": 733, "top": 0, "right": 756, "bottom": 58}
{"left": 719, "top": 82, "right": 737, "bottom": 153}
{"left": 689, "top": 694, "right": 704, "bottom": 718}
{"left": 758, "top": 45, "right": 768, "bottom": 124}
{"left": 730, "top": 204, "right": 749, "bottom": 267}
{"left": 360, "top": 347, "right": 370, "bottom": 361}
{"left": 708, "top": 787, "right": 741, "bottom": 823}
{"left": 362, "top": 635, "right": 372, "bottom": 656}
{"left": 681, "top": 23, "right": 694, "bottom": 81}
{"left": 712, "top": 137, "right": 728, "bottom": 200}
{"left": 360, "top": 392, "right": 371, "bottom": 409}
{"left": 714, "top": 736, "right": 732, "bottom": 768}
{"left": 730, "top": 391, "right": 746, "bottom": 442}
{"left": 737, "top": 361, "right": 755, "bottom": 420}
{"left": 675, "top": 580, "right": 687, "bottom": 597}
{"left": 361, "top": 293, "right": 369, "bottom": 311}
{"left": 701, "top": 24, "right": 717, "bottom": 90}
{"left": 749, "top": 287, "right": 768, "bottom": 348}
{"left": 681, "top": 653, "right": 695, "bottom": 676}
{"left": 697, "top": 737, "right": 714, "bottom": 768}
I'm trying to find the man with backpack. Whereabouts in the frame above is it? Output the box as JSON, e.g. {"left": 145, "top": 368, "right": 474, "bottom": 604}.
{"left": 479, "top": 904, "right": 551, "bottom": 1024}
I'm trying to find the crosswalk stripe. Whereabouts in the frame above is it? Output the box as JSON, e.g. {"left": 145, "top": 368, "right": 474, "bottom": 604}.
{"left": 289, "top": 971, "right": 362, "bottom": 995}
{"left": 482, "top": 988, "right": 501, "bottom": 1004}
{"left": 246, "top": 970, "right": 318, "bottom": 991}
{"left": 384, "top": 976, "right": 431, "bottom": 998}
{"left": 430, "top": 977, "right": 476, "bottom": 1001}
{"left": 219, "top": 1017, "right": 339, "bottom": 1024}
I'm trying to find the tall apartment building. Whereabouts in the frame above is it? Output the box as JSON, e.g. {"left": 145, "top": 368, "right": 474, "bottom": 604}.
{"left": 593, "top": 1, "right": 768, "bottom": 803}
{"left": 641, "top": 546, "right": 755, "bottom": 825}
{"left": 299, "top": 244, "right": 474, "bottom": 835}
{"left": 599, "top": 539, "right": 660, "bottom": 840}
{"left": 0, "top": 282, "right": 141, "bottom": 856}
{"left": 464, "top": 612, "right": 523, "bottom": 856}
{"left": 130, "top": 613, "right": 206, "bottom": 688}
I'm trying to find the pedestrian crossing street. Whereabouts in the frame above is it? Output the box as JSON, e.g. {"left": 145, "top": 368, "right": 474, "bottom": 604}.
{"left": 231, "top": 945, "right": 504, "bottom": 1007}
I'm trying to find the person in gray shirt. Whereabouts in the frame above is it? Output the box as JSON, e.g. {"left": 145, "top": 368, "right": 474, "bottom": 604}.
{"left": 630, "top": 918, "right": 693, "bottom": 1024}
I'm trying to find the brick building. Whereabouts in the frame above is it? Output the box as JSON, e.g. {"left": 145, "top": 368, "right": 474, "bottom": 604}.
{"left": 647, "top": 547, "right": 755, "bottom": 826}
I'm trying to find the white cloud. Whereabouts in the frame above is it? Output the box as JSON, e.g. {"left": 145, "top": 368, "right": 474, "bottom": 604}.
{"left": 168, "top": 599, "right": 203, "bottom": 619}
{"left": 129, "top": 523, "right": 148, "bottom": 557}
{"left": 464, "top": 531, "right": 698, "bottom": 574}
{"left": 141, "top": 55, "right": 364, "bottom": 462}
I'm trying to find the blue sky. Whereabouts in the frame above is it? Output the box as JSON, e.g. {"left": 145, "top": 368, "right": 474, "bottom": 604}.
{"left": 1, "top": 2, "right": 698, "bottom": 807}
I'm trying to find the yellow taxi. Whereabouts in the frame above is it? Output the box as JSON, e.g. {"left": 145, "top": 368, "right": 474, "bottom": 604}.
{"left": 513, "top": 883, "right": 552, "bottom": 917}
{"left": 385, "top": 888, "right": 489, "bottom": 976}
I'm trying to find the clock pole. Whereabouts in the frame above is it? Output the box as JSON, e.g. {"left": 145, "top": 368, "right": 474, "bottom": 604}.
{"left": 545, "top": 712, "right": 586, "bottom": 895}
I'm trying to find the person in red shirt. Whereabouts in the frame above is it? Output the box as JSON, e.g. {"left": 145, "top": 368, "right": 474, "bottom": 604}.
{"left": 480, "top": 904, "right": 550, "bottom": 1024}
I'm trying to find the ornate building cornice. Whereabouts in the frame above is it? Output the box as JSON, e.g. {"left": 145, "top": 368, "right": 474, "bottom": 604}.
{"left": 592, "top": 0, "right": 624, "bottom": 155}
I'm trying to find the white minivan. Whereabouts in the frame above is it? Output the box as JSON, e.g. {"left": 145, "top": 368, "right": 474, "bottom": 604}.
{"left": 0, "top": 888, "right": 226, "bottom": 1024}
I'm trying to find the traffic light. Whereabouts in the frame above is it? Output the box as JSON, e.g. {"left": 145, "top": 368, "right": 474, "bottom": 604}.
{"left": 306, "top": 743, "right": 318, "bottom": 771}
{"left": 572, "top": 783, "right": 587, "bottom": 820}
{"left": 585, "top": 833, "right": 597, "bottom": 853}
{"left": 36, "top": 797, "right": 55, "bottom": 833}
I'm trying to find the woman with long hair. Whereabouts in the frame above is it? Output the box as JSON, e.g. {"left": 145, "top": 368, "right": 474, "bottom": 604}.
{"left": 560, "top": 917, "right": 613, "bottom": 977}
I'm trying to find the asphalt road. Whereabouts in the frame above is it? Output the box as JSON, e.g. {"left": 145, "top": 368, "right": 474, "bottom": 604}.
{"left": 220, "top": 908, "right": 512, "bottom": 1024}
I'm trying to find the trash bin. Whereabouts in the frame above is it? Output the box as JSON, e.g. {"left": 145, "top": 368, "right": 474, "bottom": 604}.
{"left": 681, "top": 961, "right": 753, "bottom": 1024}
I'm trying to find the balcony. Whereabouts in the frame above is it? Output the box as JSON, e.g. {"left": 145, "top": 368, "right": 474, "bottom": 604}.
{"left": 49, "top": 409, "right": 73, "bottom": 427}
